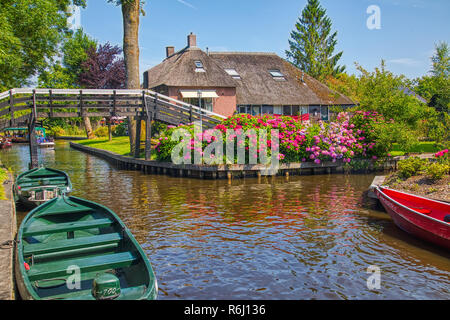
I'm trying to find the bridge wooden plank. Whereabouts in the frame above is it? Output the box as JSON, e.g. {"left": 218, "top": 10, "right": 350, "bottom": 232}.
{"left": 8, "top": 96, "right": 31, "bottom": 104}
{"left": 0, "top": 108, "right": 11, "bottom": 117}
{"left": 0, "top": 100, "right": 10, "bottom": 109}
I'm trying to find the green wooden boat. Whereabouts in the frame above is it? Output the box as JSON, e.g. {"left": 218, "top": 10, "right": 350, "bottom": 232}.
{"left": 14, "top": 167, "right": 72, "bottom": 208}
{"left": 15, "top": 195, "right": 158, "bottom": 300}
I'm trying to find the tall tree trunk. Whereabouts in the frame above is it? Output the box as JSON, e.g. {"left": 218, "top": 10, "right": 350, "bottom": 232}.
{"left": 122, "top": 1, "right": 140, "bottom": 155}
{"left": 83, "top": 116, "right": 95, "bottom": 139}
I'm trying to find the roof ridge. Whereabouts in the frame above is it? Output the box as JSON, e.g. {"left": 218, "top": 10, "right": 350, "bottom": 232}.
{"left": 209, "top": 51, "right": 278, "bottom": 56}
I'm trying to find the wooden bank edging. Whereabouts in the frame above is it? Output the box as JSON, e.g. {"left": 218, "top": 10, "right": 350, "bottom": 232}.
{"left": 0, "top": 169, "right": 16, "bottom": 300}
{"left": 69, "top": 142, "right": 408, "bottom": 180}
{"left": 55, "top": 136, "right": 88, "bottom": 141}
{"left": 368, "top": 176, "right": 387, "bottom": 199}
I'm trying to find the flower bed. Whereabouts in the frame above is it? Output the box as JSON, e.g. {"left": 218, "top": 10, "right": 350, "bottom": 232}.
{"left": 154, "top": 111, "right": 396, "bottom": 164}
{"left": 385, "top": 150, "right": 450, "bottom": 202}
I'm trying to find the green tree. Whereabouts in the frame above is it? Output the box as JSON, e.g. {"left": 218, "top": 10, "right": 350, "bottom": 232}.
{"left": 286, "top": 0, "right": 345, "bottom": 81}
{"left": 355, "top": 61, "right": 434, "bottom": 126}
{"left": 39, "top": 29, "right": 97, "bottom": 89}
{"left": 39, "top": 28, "right": 97, "bottom": 138}
{"left": 0, "top": 0, "right": 86, "bottom": 91}
{"left": 328, "top": 61, "right": 434, "bottom": 127}
{"left": 431, "top": 41, "right": 450, "bottom": 79}
{"left": 414, "top": 42, "right": 450, "bottom": 115}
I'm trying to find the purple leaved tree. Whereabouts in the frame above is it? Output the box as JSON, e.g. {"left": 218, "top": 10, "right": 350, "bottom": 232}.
{"left": 79, "top": 42, "right": 126, "bottom": 89}
{"left": 79, "top": 43, "right": 126, "bottom": 140}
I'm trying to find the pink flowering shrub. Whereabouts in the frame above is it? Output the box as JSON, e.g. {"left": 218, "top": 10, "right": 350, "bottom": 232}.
{"left": 155, "top": 112, "right": 394, "bottom": 164}
{"left": 435, "top": 149, "right": 449, "bottom": 165}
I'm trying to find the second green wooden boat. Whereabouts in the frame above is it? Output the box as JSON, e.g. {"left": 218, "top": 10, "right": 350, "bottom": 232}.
{"left": 15, "top": 195, "right": 158, "bottom": 300}
{"left": 14, "top": 167, "right": 72, "bottom": 208}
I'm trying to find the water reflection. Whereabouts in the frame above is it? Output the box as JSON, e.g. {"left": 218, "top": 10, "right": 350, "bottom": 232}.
{"left": 1, "top": 141, "right": 449, "bottom": 300}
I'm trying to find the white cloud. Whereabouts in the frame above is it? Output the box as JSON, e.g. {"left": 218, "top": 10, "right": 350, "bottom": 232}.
{"left": 387, "top": 58, "right": 421, "bottom": 66}
{"left": 176, "top": 0, "right": 196, "bottom": 10}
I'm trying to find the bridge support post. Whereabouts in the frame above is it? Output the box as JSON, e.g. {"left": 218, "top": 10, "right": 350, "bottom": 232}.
{"left": 145, "top": 115, "right": 152, "bottom": 161}
{"left": 143, "top": 91, "right": 152, "bottom": 161}
{"left": 9, "top": 90, "right": 14, "bottom": 127}
{"left": 134, "top": 116, "right": 142, "bottom": 158}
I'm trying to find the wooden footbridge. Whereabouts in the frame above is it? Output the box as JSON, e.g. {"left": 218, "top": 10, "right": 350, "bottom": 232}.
{"left": 0, "top": 88, "right": 226, "bottom": 168}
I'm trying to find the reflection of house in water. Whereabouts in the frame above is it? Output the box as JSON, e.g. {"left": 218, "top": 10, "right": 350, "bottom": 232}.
{"left": 143, "top": 33, "right": 355, "bottom": 122}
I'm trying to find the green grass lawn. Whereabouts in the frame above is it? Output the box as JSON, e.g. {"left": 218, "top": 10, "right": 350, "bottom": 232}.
{"left": 77, "top": 137, "right": 132, "bottom": 156}
{"left": 389, "top": 141, "right": 443, "bottom": 157}
{"left": 77, "top": 136, "right": 158, "bottom": 159}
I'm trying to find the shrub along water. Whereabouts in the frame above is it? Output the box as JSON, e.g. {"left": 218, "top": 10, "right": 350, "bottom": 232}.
{"left": 396, "top": 150, "right": 449, "bottom": 181}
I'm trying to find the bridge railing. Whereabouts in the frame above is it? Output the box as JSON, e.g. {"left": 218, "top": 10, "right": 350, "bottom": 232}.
{"left": 0, "top": 88, "right": 226, "bottom": 130}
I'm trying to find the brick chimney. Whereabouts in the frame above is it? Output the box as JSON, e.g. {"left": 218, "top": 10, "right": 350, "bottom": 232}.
{"left": 187, "top": 32, "right": 197, "bottom": 48}
{"left": 166, "top": 46, "right": 175, "bottom": 58}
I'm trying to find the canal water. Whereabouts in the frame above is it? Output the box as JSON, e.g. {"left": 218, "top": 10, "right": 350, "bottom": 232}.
{"left": 1, "top": 141, "right": 449, "bottom": 300}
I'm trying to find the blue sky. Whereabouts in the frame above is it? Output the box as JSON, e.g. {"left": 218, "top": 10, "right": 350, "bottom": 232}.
{"left": 78, "top": 0, "right": 450, "bottom": 81}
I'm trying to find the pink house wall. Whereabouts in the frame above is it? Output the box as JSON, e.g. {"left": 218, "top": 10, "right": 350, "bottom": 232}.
{"left": 167, "top": 86, "right": 237, "bottom": 118}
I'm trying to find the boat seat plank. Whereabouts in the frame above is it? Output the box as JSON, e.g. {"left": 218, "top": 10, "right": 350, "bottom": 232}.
{"left": 24, "top": 232, "right": 122, "bottom": 256}
{"left": 23, "top": 176, "right": 66, "bottom": 180}
{"left": 19, "top": 181, "right": 67, "bottom": 186}
{"left": 28, "top": 252, "right": 137, "bottom": 281}
{"left": 23, "top": 218, "right": 113, "bottom": 237}
{"left": 32, "top": 243, "right": 120, "bottom": 262}
{"left": 43, "top": 285, "right": 147, "bottom": 300}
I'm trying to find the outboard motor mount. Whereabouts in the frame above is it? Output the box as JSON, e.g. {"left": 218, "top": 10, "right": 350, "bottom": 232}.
{"left": 92, "top": 273, "right": 121, "bottom": 300}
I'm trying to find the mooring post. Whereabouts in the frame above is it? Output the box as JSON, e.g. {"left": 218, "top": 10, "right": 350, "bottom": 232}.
{"left": 28, "top": 90, "right": 39, "bottom": 169}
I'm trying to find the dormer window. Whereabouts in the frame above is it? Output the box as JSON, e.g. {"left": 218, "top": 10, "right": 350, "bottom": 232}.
{"left": 224, "top": 68, "right": 241, "bottom": 80}
{"left": 269, "top": 70, "right": 286, "bottom": 81}
{"left": 194, "top": 60, "right": 205, "bottom": 72}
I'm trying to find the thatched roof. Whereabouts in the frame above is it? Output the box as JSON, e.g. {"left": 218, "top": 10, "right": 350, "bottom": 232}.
{"left": 144, "top": 43, "right": 355, "bottom": 106}
{"left": 144, "top": 47, "right": 236, "bottom": 88}
{"left": 209, "top": 52, "right": 354, "bottom": 106}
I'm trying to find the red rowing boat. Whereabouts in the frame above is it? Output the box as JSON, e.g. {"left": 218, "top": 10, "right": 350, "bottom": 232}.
{"left": 375, "top": 186, "right": 450, "bottom": 250}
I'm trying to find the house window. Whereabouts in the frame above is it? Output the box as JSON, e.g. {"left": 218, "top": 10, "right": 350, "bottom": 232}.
{"left": 321, "top": 106, "right": 329, "bottom": 121}
{"left": 292, "top": 106, "right": 300, "bottom": 116}
{"left": 274, "top": 106, "right": 282, "bottom": 115}
{"left": 283, "top": 105, "right": 292, "bottom": 116}
{"left": 269, "top": 70, "right": 286, "bottom": 81}
{"left": 252, "top": 105, "right": 261, "bottom": 116}
{"left": 262, "top": 105, "right": 274, "bottom": 115}
{"left": 183, "top": 98, "right": 213, "bottom": 112}
{"left": 237, "top": 105, "right": 262, "bottom": 115}
{"left": 194, "top": 60, "right": 205, "bottom": 72}
{"left": 238, "top": 105, "right": 248, "bottom": 114}
{"left": 309, "top": 106, "right": 321, "bottom": 122}
{"left": 224, "top": 68, "right": 241, "bottom": 80}
{"left": 300, "top": 106, "right": 308, "bottom": 116}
